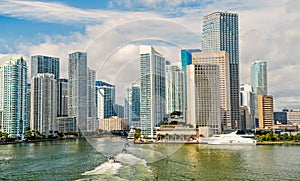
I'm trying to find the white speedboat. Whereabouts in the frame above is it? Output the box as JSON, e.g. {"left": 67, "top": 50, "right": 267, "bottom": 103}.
{"left": 127, "top": 127, "right": 136, "bottom": 139}
{"left": 202, "top": 132, "right": 257, "bottom": 145}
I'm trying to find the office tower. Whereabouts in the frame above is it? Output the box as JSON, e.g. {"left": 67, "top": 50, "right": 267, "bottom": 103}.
{"left": 240, "top": 106, "right": 249, "bottom": 131}
{"left": 240, "top": 84, "right": 255, "bottom": 129}
{"left": 140, "top": 45, "right": 166, "bottom": 138}
{"left": 181, "top": 49, "right": 201, "bottom": 120}
{"left": 192, "top": 51, "right": 231, "bottom": 130}
{"left": 274, "top": 112, "right": 287, "bottom": 125}
{"left": 57, "top": 79, "right": 68, "bottom": 116}
{"left": 68, "top": 52, "right": 88, "bottom": 132}
{"left": 114, "top": 104, "right": 125, "bottom": 118}
{"left": 26, "top": 83, "right": 31, "bottom": 129}
{"left": 31, "top": 55, "right": 59, "bottom": 79}
{"left": 186, "top": 64, "right": 221, "bottom": 135}
{"left": 0, "top": 57, "right": 27, "bottom": 139}
{"left": 124, "top": 84, "right": 140, "bottom": 127}
{"left": 31, "top": 73, "right": 57, "bottom": 136}
{"left": 95, "top": 81, "right": 116, "bottom": 119}
{"left": 251, "top": 60, "right": 267, "bottom": 121}
{"left": 283, "top": 109, "right": 300, "bottom": 125}
{"left": 165, "top": 65, "right": 184, "bottom": 115}
{"left": 87, "top": 68, "right": 96, "bottom": 131}
{"left": 202, "top": 12, "right": 240, "bottom": 129}
{"left": 258, "top": 95, "right": 274, "bottom": 129}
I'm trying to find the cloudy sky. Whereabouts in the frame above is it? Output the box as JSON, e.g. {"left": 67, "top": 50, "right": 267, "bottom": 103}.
{"left": 0, "top": 0, "right": 299, "bottom": 111}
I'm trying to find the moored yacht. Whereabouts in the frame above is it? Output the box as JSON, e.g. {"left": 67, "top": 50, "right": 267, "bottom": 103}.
{"left": 202, "top": 131, "right": 257, "bottom": 145}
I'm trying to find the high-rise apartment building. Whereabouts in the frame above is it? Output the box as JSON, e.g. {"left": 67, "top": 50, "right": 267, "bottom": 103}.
{"left": 124, "top": 84, "right": 140, "bottom": 127}
{"left": 165, "top": 65, "right": 184, "bottom": 115}
{"left": 251, "top": 60, "right": 267, "bottom": 120}
{"left": 186, "top": 64, "right": 221, "bottom": 135}
{"left": 31, "top": 55, "right": 59, "bottom": 79}
{"left": 258, "top": 95, "right": 274, "bottom": 129}
{"left": 30, "top": 73, "right": 57, "bottom": 136}
{"left": 95, "top": 81, "right": 116, "bottom": 119}
{"left": 0, "top": 57, "right": 27, "bottom": 139}
{"left": 202, "top": 12, "right": 240, "bottom": 129}
{"left": 87, "top": 68, "right": 96, "bottom": 131}
{"left": 240, "top": 83, "right": 255, "bottom": 129}
{"left": 68, "top": 52, "right": 88, "bottom": 132}
{"left": 140, "top": 45, "right": 166, "bottom": 138}
{"left": 57, "top": 79, "right": 68, "bottom": 117}
{"left": 192, "top": 51, "right": 231, "bottom": 130}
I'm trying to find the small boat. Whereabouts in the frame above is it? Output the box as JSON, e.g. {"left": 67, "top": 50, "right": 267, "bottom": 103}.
{"left": 107, "top": 156, "right": 116, "bottom": 163}
{"left": 202, "top": 131, "right": 257, "bottom": 145}
{"left": 127, "top": 127, "right": 136, "bottom": 139}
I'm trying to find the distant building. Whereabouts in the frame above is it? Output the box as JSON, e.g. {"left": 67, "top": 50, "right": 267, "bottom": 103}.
{"left": 31, "top": 55, "right": 59, "bottom": 79}
{"left": 258, "top": 95, "right": 274, "bottom": 129}
{"left": 192, "top": 51, "right": 231, "bottom": 130}
{"left": 240, "top": 84, "right": 255, "bottom": 129}
{"left": 165, "top": 65, "right": 184, "bottom": 115}
{"left": 68, "top": 52, "right": 88, "bottom": 132}
{"left": 87, "top": 68, "right": 96, "bottom": 132}
{"left": 202, "top": 12, "right": 240, "bottom": 129}
{"left": 57, "top": 79, "right": 68, "bottom": 117}
{"left": 31, "top": 73, "right": 57, "bottom": 136}
{"left": 274, "top": 112, "right": 288, "bottom": 125}
{"left": 124, "top": 84, "right": 140, "bottom": 126}
{"left": 251, "top": 60, "right": 267, "bottom": 121}
{"left": 186, "top": 64, "right": 221, "bottom": 135}
{"left": 99, "top": 116, "right": 128, "bottom": 131}
{"left": 57, "top": 117, "right": 76, "bottom": 133}
{"left": 240, "top": 106, "right": 249, "bottom": 131}
{"left": 114, "top": 104, "right": 125, "bottom": 118}
{"left": 140, "top": 45, "right": 166, "bottom": 138}
{"left": 0, "top": 57, "right": 28, "bottom": 139}
{"left": 283, "top": 109, "right": 300, "bottom": 125}
{"left": 95, "top": 81, "right": 116, "bottom": 119}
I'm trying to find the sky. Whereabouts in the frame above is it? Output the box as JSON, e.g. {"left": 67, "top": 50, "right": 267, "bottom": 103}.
{"left": 0, "top": 0, "right": 299, "bottom": 111}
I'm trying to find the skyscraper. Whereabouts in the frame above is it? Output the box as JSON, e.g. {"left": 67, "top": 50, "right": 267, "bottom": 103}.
{"left": 30, "top": 73, "right": 57, "bottom": 136}
{"left": 192, "top": 51, "right": 231, "bottom": 130}
{"left": 202, "top": 12, "right": 240, "bottom": 129}
{"left": 258, "top": 95, "right": 274, "bottom": 129}
{"left": 31, "top": 55, "right": 59, "bottom": 79}
{"left": 57, "top": 79, "right": 68, "bottom": 117}
{"left": 68, "top": 52, "right": 88, "bottom": 132}
{"left": 251, "top": 60, "right": 267, "bottom": 121}
{"left": 87, "top": 68, "right": 96, "bottom": 131}
{"left": 165, "top": 65, "right": 184, "bottom": 115}
{"left": 240, "top": 84, "right": 255, "bottom": 129}
{"left": 186, "top": 64, "right": 221, "bottom": 135}
{"left": 0, "top": 57, "right": 27, "bottom": 139}
{"left": 95, "top": 81, "right": 116, "bottom": 119}
{"left": 124, "top": 84, "right": 140, "bottom": 127}
{"left": 140, "top": 45, "right": 166, "bottom": 138}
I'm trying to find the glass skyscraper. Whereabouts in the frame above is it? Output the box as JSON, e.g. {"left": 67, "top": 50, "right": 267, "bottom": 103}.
{"left": 95, "top": 81, "right": 116, "bottom": 119}
{"left": 68, "top": 52, "right": 88, "bottom": 132}
{"left": 0, "top": 57, "right": 28, "bottom": 139}
{"left": 202, "top": 12, "right": 240, "bottom": 129}
{"left": 31, "top": 55, "right": 59, "bottom": 79}
{"left": 140, "top": 45, "right": 166, "bottom": 138}
{"left": 251, "top": 60, "right": 267, "bottom": 120}
{"left": 124, "top": 84, "right": 140, "bottom": 127}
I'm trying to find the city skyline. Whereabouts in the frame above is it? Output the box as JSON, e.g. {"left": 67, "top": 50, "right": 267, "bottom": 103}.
{"left": 0, "top": 0, "right": 299, "bottom": 111}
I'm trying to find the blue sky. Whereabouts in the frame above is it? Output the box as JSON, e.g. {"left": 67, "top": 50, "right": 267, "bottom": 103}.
{"left": 0, "top": 0, "right": 299, "bottom": 109}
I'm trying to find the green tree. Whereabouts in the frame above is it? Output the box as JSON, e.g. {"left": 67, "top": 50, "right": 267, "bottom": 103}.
{"left": 134, "top": 129, "right": 141, "bottom": 140}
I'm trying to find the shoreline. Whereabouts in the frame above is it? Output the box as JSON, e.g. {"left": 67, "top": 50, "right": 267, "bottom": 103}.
{"left": 257, "top": 141, "right": 300, "bottom": 145}
{"left": 0, "top": 137, "right": 80, "bottom": 145}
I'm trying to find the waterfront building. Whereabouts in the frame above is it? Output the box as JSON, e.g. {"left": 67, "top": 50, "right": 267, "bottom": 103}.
{"left": 202, "top": 12, "right": 240, "bottom": 129}
{"left": 240, "top": 83, "right": 255, "bottom": 129}
{"left": 99, "top": 116, "right": 128, "bottom": 131}
{"left": 0, "top": 57, "right": 27, "bottom": 139}
{"left": 192, "top": 51, "right": 231, "bottom": 130}
{"left": 31, "top": 55, "right": 59, "bottom": 79}
{"left": 31, "top": 73, "right": 57, "bottom": 136}
{"left": 165, "top": 65, "right": 184, "bottom": 116}
{"left": 57, "top": 117, "right": 76, "bottom": 133}
{"left": 57, "top": 79, "right": 68, "bottom": 117}
{"left": 87, "top": 68, "right": 96, "bottom": 132}
{"left": 283, "top": 109, "right": 300, "bottom": 125}
{"left": 240, "top": 106, "right": 249, "bottom": 131}
{"left": 258, "top": 95, "right": 274, "bottom": 129}
{"left": 274, "top": 112, "right": 287, "bottom": 125}
{"left": 26, "top": 83, "right": 31, "bottom": 129}
{"left": 95, "top": 80, "right": 116, "bottom": 119}
{"left": 125, "top": 84, "right": 140, "bottom": 127}
{"left": 140, "top": 45, "right": 166, "bottom": 138}
{"left": 251, "top": 60, "right": 267, "bottom": 121}
{"left": 186, "top": 64, "right": 221, "bottom": 135}
{"left": 68, "top": 52, "right": 88, "bottom": 132}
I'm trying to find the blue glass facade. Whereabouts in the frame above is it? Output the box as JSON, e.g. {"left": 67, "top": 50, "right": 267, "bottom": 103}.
{"left": 202, "top": 12, "right": 240, "bottom": 129}
{"left": 95, "top": 81, "right": 116, "bottom": 119}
